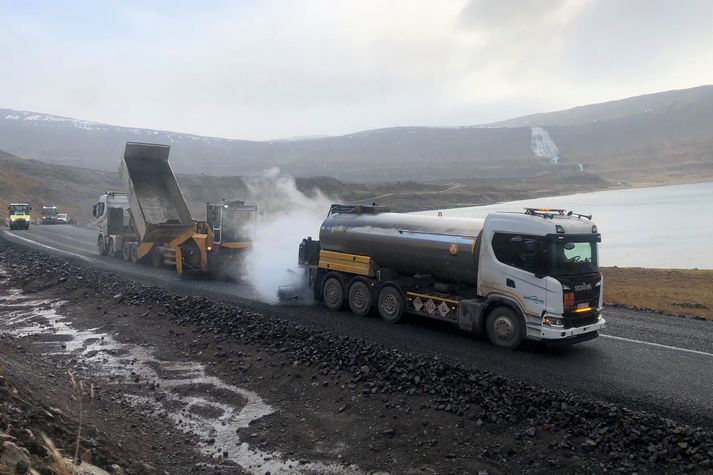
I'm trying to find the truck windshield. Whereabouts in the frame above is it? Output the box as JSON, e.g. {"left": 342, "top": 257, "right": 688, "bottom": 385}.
{"left": 550, "top": 239, "right": 598, "bottom": 275}
{"left": 9, "top": 205, "right": 29, "bottom": 215}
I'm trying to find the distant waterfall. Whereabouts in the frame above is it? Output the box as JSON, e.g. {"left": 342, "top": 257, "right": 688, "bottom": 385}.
{"left": 530, "top": 127, "right": 559, "bottom": 164}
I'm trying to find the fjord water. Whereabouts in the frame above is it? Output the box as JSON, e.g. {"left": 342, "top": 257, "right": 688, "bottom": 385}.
{"left": 419, "top": 181, "right": 713, "bottom": 269}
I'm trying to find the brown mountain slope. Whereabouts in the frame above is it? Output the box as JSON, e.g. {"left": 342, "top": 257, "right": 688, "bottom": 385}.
{"left": 2, "top": 85, "right": 711, "bottom": 182}
{"left": 0, "top": 151, "right": 610, "bottom": 224}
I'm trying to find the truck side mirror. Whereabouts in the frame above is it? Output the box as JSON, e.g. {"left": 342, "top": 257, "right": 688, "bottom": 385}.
{"left": 92, "top": 205, "right": 97, "bottom": 217}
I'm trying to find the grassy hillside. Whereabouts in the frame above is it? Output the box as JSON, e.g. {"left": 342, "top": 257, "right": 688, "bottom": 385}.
{"left": 2, "top": 85, "right": 711, "bottom": 183}
{"left": 0, "top": 150, "right": 121, "bottom": 222}
{"left": 1, "top": 151, "right": 612, "bottom": 224}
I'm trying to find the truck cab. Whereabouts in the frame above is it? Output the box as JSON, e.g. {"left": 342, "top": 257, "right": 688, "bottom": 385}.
{"left": 205, "top": 200, "right": 258, "bottom": 279}
{"left": 206, "top": 200, "right": 257, "bottom": 245}
{"left": 477, "top": 208, "right": 604, "bottom": 346}
{"left": 41, "top": 206, "right": 59, "bottom": 225}
{"left": 93, "top": 192, "right": 131, "bottom": 256}
{"left": 8, "top": 203, "right": 31, "bottom": 230}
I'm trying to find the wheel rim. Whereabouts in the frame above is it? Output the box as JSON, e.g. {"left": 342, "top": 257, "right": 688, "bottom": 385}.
{"left": 381, "top": 294, "right": 398, "bottom": 315}
{"left": 352, "top": 288, "right": 366, "bottom": 309}
{"left": 492, "top": 315, "right": 515, "bottom": 342}
{"left": 324, "top": 281, "right": 341, "bottom": 307}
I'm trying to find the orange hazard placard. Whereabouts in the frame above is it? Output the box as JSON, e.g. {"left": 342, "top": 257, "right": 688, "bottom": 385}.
{"left": 449, "top": 243, "right": 458, "bottom": 255}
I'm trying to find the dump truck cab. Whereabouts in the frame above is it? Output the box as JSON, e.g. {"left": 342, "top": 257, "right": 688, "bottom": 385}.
{"left": 8, "top": 203, "right": 31, "bottom": 230}
{"left": 93, "top": 191, "right": 131, "bottom": 256}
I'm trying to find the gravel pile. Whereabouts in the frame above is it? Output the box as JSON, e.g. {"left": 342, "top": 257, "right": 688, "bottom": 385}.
{"left": 1, "top": 239, "right": 711, "bottom": 473}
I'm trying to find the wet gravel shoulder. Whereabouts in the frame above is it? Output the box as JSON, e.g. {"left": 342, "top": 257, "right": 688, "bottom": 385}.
{"left": 1, "top": 239, "right": 713, "bottom": 474}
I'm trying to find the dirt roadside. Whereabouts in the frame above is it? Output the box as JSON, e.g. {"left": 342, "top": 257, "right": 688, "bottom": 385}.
{"left": 601, "top": 267, "right": 713, "bottom": 320}
{"left": 1, "top": 240, "right": 712, "bottom": 474}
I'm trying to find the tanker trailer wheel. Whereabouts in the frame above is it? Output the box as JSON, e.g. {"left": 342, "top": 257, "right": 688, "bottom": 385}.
{"left": 348, "top": 280, "right": 372, "bottom": 317}
{"left": 377, "top": 286, "right": 404, "bottom": 323}
{"left": 485, "top": 306, "right": 523, "bottom": 349}
{"left": 322, "top": 276, "right": 344, "bottom": 310}
{"left": 97, "top": 236, "right": 109, "bottom": 256}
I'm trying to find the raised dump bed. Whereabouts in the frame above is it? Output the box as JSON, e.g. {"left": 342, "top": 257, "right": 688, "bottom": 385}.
{"left": 119, "top": 142, "right": 194, "bottom": 244}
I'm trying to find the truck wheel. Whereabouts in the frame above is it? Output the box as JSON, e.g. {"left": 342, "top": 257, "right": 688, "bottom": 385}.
{"left": 348, "top": 280, "right": 372, "bottom": 317}
{"left": 486, "top": 306, "right": 523, "bottom": 349}
{"left": 130, "top": 244, "right": 140, "bottom": 263}
{"left": 122, "top": 243, "right": 132, "bottom": 261}
{"left": 322, "top": 277, "right": 344, "bottom": 310}
{"left": 151, "top": 248, "right": 163, "bottom": 268}
{"left": 98, "top": 236, "right": 109, "bottom": 256}
{"left": 378, "top": 286, "right": 403, "bottom": 323}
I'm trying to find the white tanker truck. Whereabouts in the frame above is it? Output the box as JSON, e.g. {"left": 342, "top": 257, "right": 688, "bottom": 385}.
{"left": 294, "top": 204, "right": 604, "bottom": 349}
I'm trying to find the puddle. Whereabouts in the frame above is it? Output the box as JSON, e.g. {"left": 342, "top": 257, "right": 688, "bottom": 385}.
{"left": 0, "top": 270, "right": 360, "bottom": 474}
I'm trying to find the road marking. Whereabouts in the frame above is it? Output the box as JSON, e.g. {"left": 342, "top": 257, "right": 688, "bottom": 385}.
{"left": 1, "top": 231, "right": 98, "bottom": 264}
{"left": 601, "top": 334, "right": 713, "bottom": 358}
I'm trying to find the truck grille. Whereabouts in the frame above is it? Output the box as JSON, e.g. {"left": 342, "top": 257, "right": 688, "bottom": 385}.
{"left": 560, "top": 274, "right": 601, "bottom": 328}
{"left": 564, "top": 312, "right": 599, "bottom": 328}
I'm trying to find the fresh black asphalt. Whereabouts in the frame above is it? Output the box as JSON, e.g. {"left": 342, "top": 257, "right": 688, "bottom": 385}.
{"left": 3, "top": 225, "right": 712, "bottom": 429}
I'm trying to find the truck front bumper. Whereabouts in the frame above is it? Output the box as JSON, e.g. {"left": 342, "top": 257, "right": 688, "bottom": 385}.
{"left": 533, "top": 316, "right": 605, "bottom": 342}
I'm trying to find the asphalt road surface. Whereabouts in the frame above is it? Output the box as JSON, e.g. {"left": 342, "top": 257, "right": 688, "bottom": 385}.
{"left": 3, "top": 224, "right": 712, "bottom": 429}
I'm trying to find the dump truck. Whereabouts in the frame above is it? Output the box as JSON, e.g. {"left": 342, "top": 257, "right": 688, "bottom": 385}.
{"left": 294, "top": 204, "right": 604, "bottom": 349}
{"left": 7, "top": 203, "right": 31, "bottom": 230}
{"left": 92, "top": 142, "right": 255, "bottom": 276}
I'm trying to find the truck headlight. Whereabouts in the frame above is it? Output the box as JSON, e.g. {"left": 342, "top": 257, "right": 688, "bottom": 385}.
{"left": 543, "top": 316, "right": 564, "bottom": 327}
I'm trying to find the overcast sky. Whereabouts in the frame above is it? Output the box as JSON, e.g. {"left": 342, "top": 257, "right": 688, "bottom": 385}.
{"left": 1, "top": 0, "right": 712, "bottom": 140}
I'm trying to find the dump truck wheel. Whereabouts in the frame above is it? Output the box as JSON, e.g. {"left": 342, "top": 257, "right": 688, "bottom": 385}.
{"left": 108, "top": 238, "right": 118, "bottom": 257}
{"left": 486, "top": 306, "right": 523, "bottom": 349}
{"left": 322, "top": 277, "right": 344, "bottom": 310}
{"left": 122, "top": 243, "right": 132, "bottom": 261}
{"left": 348, "top": 280, "right": 372, "bottom": 317}
{"left": 378, "top": 286, "right": 403, "bottom": 323}
{"left": 151, "top": 248, "right": 163, "bottom": 268}
{"left": 98, "top": 236, "right": 109, "bottom": 256}
{"left": 130, "top": 244, "right": 140, "bottom": 263}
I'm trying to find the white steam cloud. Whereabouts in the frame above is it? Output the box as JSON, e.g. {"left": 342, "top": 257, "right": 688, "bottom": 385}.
{"left": 243, "top": 168, "right": 333, "bottom": 303}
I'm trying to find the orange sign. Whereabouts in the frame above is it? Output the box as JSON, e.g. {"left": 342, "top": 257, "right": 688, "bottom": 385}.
{"left": 449, "top": 243, "right": 458, "bottom": 255}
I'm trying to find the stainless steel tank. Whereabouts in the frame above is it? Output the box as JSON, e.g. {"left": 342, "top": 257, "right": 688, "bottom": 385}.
{"left": 319, "top": 212, "right": 484, "bottom": 285}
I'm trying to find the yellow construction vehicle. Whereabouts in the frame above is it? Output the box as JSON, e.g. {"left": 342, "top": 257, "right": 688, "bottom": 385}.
{"left": 93, "top": 142, "right": 256, "bottom": 277}
{"left": 8, "top": 203, "right": 31, "bottom": 230}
